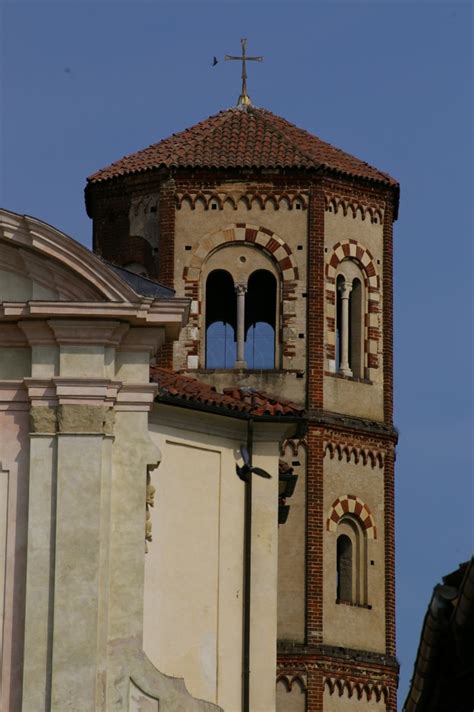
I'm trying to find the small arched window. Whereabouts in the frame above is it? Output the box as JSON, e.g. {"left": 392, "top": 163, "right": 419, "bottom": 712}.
{"left": 245, "top": 270, "right": 277, "bottom": 369}
{"left": 336, "top": 534, "right": 353, "bottom": 603}
{"left": 335, "top": 516, "right": 368, "bottom": 606}
{"left": 205, "top": 270, "right": 236, "bottom": 368}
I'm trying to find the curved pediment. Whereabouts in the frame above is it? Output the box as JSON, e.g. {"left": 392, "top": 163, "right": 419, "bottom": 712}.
{"left": 0, "top": 209, "right": 139, "bottom": 303}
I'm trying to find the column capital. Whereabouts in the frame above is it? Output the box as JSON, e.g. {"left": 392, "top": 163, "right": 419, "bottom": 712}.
{"left": 338, "top": 278, "right": 353, "bottom": 299}
{"left": 235, "top": 283, "right": 248, "bottom": 296}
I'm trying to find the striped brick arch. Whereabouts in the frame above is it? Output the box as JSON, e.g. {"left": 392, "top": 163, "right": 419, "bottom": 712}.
{"left": 325, "top": 240, "right": 381, "bottom": 372}
{"left": 182, "top": 223, "right": 299, "bottom": 282}
{"left": 327, "top": 495, "right": 377, "bottom": 539}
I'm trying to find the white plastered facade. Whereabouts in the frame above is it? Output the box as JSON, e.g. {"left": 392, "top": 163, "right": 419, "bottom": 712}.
{"left": 0, "top": 210, "right": 218, "bottom": 712}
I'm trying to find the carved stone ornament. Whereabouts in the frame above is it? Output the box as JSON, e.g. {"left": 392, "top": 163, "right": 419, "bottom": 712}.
{"left": 145, "top": 463, "right": 157, "bottom": 553}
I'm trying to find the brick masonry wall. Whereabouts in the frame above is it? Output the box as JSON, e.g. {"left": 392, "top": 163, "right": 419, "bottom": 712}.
{"left": 157, "top": 178, "right": 176, "bottom": 288}
{"left": 306, "top": 425, "right": 324, "bottom": 647}
{"left": 384, "top": 447, "right": 396, "bottom": 660}
{"left": 307, "top": 183, "right": 325, "bottom": 411}
{"left": 382, "top": 201, "right": 394, "bottom": 425}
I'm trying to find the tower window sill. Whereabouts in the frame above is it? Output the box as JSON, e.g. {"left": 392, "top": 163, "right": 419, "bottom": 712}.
{"left": 186, "top": 368, "right": 303, "bottom": 375}
{"left": 325, "top": 371, "right": 373, "bottom": 385}
{"left": 336, "top": 599, "right": 372, "bottom": 610}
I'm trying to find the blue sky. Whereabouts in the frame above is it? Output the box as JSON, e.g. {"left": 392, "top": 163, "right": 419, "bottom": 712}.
{"left": 1, "top": 1, "right": 472, "bottom": 706}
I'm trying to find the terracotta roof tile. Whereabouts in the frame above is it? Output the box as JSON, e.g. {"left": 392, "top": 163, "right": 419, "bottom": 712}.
{"left": 88, "top": 106, "right": 397, "bottom": 187}
{"left": 151, "top": 367, "right": 304, "bottom": 417}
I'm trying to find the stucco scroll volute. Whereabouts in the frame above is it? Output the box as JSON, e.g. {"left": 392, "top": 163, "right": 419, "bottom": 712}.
{"left": 145, "top": 462, "right": 158, "bottom": 553}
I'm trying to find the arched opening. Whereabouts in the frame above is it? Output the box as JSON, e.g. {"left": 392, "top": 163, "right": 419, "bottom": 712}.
{"left": 336, "top": 274, "right": 344, "bottom": 372}
{"left": 335, "top": 262, "right": 365, "bottom": 378}
{"left": 336, "top": 534, "right": 353, "bottom": 603}
{"left": 335, "top": 515, "right": 369, "bottom": 606}
{"left": 349, "top": 277, "right": 363, "bottom": 378}
{"left": 244, "top": 270, "right": 277, "bottom": 369}
{"left": 205, "top": 270, "right": 236, "bottom": 368}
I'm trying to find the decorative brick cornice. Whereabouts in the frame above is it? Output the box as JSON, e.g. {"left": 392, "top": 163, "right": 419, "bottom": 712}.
{"left": 176, "top": 189, "right": 308, "bottom": 211}
{"left": 280, "top": 429, "right": 394, "bottom": 469}
{"left": 277, "top": 642, "right": 398, "bottom": 668}
{"left": 323, "top": 189, "right": 385, "bottom": 224}
{"left": 323, "top": 436, "right": 388, "bottom": 469}
{"left": 281, "top": 436, "right": 307, "bottom": 456}
{"left": 307, "top": 410, "right": 398, "bottom": 442}
{"left": 277, "top": 655, "right": 396, "bottom": 706}
{"left": 323, "top": 676, "right": 389, "bottom": 703}
{"left": 276, "top": 672, "right": 308, "bottom": 692}
{"left": 321, "top": 176, "right": 390, "bottom": 213}
{"left": 277, "top": 645, "right": 398, "bottom": 688}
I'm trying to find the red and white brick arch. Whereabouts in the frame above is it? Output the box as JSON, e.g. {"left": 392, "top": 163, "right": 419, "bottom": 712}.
{"left": 182, "top": 223, "right": 299, "bottom": 283}
{"left": 327, "top": 494, "right": 377, "bottom": 539}
{"left": 325, "top": 239, "right": 381, "bottom": 373}
{"left": 181, "top": 223, "right": 299, "bottom": 369}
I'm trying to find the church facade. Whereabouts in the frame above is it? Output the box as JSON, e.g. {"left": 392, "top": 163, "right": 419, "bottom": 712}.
{"left": 85, "top": 103, "right": 400, "bottom": 711}
{"left": 0, "top": 208, "right": 303, "bottom": 711}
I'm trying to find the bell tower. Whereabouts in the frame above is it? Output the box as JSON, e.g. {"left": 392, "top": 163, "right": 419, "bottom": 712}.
{"left": 86, "top": 100, "right": 399, "bottom": 711}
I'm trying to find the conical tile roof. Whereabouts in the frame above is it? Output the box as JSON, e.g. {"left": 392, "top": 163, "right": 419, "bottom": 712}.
{"left": 87, "top": 106, "right": 397, "bottom": 187}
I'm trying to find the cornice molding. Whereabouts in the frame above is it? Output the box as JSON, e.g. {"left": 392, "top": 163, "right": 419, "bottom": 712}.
{"left": 176, "top": 189, "right": 308, "bottom": 211}
{"left": 0, "top": 208, "right": 139, "bottom": 302}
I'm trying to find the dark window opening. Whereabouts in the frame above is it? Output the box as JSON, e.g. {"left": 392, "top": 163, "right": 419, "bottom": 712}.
{"left": 336, "top": 274, "right": 344, "bottom": 371}
{"left": 205, "top": 270, "right": 237, "bottom": 368}
{"left": 244, "top": 270, "right": 276, "bottom": 369}
{"left": 337, "top": 534, "right": 353, "bottom": 603}
{"left": 349, "top": 277, "right": 362, "bottom": 378}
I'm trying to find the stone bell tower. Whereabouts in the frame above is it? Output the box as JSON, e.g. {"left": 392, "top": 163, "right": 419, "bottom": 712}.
{"left": 85, "top": 91, "right": 399, "bottom": 710}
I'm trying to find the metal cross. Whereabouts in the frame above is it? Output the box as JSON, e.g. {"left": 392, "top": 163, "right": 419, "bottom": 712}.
{"left": 225, "top": 38, "right": 263, "bottom": 107}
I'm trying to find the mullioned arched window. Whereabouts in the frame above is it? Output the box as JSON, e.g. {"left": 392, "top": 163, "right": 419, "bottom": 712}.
{"left": 203, "top": 246, "right": 280, "bottom": 370}
{"left": 336, "top": 260, "right": 365, "bottom": 378}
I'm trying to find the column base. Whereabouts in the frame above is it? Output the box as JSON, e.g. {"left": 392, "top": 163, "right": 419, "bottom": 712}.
{"left": 234, "top": 360, "right": 247, "bottom": 369}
